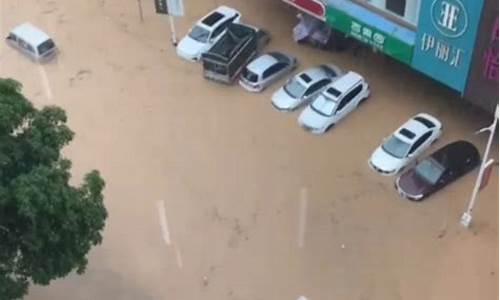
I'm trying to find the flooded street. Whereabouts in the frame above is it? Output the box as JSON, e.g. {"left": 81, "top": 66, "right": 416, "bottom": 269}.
{"left": 0, "top": 0, "right": 498, "bottom": 299}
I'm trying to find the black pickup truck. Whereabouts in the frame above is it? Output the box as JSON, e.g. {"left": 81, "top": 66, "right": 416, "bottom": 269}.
{"left": 201, "top": 23, "right": 270, "bottom": 84}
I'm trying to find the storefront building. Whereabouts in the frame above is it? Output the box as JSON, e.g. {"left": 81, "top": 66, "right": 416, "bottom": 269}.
{"left": 464, "top": 0, "right": 498, "bottom": 112}
{"left": 282, "top": 0, "right": 498, "bottom": 113}
{"left": 412, "top": 0, "right": 484, "bottom": 92}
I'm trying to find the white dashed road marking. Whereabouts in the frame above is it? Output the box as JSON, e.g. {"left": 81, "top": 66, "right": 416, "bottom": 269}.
{"left": 157, "top": 200, "right": 172, "bottom": 246}
{"left": 173, "top": 243, "right": 184, "bottom": 269}
{"left": 38, "top": 65, "right": 53, "bottom": 100}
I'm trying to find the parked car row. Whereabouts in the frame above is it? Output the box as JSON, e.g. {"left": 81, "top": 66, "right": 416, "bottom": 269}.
{"left": 174, "top": 6, "right": 481, "bottom": 203}
{"left": 367, "top": 114, "right": 480, "bottom": 201}
{"left": 4, "top": 7, "right": 482, "bottom": 204}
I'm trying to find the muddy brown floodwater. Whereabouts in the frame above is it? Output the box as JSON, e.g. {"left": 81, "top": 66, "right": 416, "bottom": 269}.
{"left": 0, "top": 0, "right": 498, "bottom": 299}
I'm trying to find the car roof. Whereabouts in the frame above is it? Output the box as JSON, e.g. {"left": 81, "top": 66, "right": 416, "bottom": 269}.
{"left": 394, "top": 117, "right": 431, "bottom": 143}
{"left": 294, "top": 65, "right": 332, "bottom": 87}
{"left": 431, "top": 140, "right": 480, "bottom": 169}
{"left": 329, "top": 71, "right": 363, "bottom": 94}
{"left": 197, "top": 6, "right": 238, "bottom": 29}
{"left": 246, "top": 54, "right": 278, "bottom": 74}
{"left": 10, "top": 23, "right": 51, "bottom": 46}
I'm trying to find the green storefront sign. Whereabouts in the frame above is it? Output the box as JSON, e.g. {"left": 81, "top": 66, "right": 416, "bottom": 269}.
{"left": 325, "top": 6, "right": 414, "bottom": 64}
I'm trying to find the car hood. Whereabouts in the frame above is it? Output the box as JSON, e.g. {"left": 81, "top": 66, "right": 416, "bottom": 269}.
{"left": 370, "top": 147, "right": 405, "bottom": 173}
{"left": 298, "top": 105, "right": 330, "bottom": 129}
{"left": 177, "top": 36, "right": 206, "bottom": 58}
{"left": 271, "top": 87, "right": 297, "bottom": 110}
{"left": 397, "top": 170, "right": 432, "bottom": 196}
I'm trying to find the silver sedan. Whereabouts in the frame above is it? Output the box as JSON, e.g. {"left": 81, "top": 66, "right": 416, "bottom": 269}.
{"left": 239, "top": 52, "right": 297, "bottom": 92}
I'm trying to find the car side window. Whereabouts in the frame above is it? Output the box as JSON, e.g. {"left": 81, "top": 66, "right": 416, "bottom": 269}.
{"left": 409, "top": 131, "right": 432, "bottom": 154}
{"left": 350, "top": 85, "right": 363, "bottom": 100}
{"left": 263, "top": 63, "right": 286, "bottom": 79}
{"left": 18, "top": 39, "right": 32, "bottom": 52}
{"left": 27, "top": 44, "right": 35, "bottom": 54}
{"left": 337, "top": 84, "right": 362, "bottom": 112}
{"left": 7, "top": 33, "right": 17, "bottom": 41}
{"left": 336, "top": 95, "right": 349, "bottom": 112}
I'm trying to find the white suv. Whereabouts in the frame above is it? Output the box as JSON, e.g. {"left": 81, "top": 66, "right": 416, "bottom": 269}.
{"left": 298, "top": 71, "right": 370, "bottom": 134}
{"left": 6, "top": 23, "right": 57, "bottom": 62}
{"left": 176, "top": 6, "right": 241, "bottom": 61}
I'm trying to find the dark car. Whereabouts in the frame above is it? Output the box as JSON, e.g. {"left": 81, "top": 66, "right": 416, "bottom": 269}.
{"left": 395, "top": 141, "right": 480, "bottom": 201}
{"left": 201, "top": 23, "right": 270, "bottom": 84}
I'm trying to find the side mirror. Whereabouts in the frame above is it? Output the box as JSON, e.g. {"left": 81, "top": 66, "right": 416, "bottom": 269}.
{"left": 408, "top": 153, "right": 415, "bottom": 158}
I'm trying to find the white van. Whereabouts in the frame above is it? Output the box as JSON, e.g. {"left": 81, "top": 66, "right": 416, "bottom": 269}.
{"left": 6, "top": 23, "right": 57, "bottom": 62}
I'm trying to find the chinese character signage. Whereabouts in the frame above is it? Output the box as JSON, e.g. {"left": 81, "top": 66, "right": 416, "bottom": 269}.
{"left": 349, "top": 21, "right": 387, "bottom": 51}
{"left": 412, "top": 0, "right": 485, "bottom": 92}
{"left": 326, "top": 6, "right": 414, "bottom": 64}
{"left": 464, "top": 0, "right": 498, "bottom": 114}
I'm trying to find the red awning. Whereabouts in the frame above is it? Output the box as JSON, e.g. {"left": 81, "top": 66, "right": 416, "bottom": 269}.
{"left": 283, "top": 0, "right": 326, "bottom": 20}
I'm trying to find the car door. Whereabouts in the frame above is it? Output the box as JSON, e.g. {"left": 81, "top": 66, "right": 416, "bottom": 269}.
{"left": 262, "top": 62, "right": 287, "bottom": 87}
{"left": 303, "top": 79, "right": 330, "bottom": 101}
{"left": 335, "top": 84, "right": 362, "bottom": 120}
{"left": 408, "top": 131, "right": 432, "bottom": 159}
{"left": 18, "top": 38, "right": 36, "bottom": 60}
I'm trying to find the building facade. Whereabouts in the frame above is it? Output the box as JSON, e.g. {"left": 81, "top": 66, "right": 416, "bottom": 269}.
{"left": 464, "top": 0, "right": 498, "bottom": 112}
{"left": 282, "top": 0, "right": 498, "bottom": 113}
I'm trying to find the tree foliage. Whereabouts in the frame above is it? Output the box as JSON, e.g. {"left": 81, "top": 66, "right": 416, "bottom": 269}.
{"left": 0, "top": 78, "right": 107, "bottom": 299}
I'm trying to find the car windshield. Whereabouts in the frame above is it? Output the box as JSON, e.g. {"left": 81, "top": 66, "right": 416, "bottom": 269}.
{"left": 189, "top": 25, "right": 210, "bottom": 43}
{"left": 415, "top": 158, "right": 445, "bottom": 184}
{"left": 241, "top": 68, "right": 259, "bottom": 83}
{"left": 37, "top": 39, "right": 55, "bottom": 55}
{"left": 269, "top": 52, "right": 288, "bottom": 63}
{"left": 283, "top": 78, "right": 306, "bottom": 98}
{"left": 311, "top": 94, "right": 337, "bottom": 116}
{"left": 382, "top": 135, "right": 411, "bottom": 158}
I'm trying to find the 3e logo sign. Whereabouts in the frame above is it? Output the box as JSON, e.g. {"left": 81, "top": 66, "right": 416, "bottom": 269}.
{"left": 439, "top": 2, "right": 459, "bottom": 31}
{"left": 431, "top": 0, "right": 468, "bottom": 38}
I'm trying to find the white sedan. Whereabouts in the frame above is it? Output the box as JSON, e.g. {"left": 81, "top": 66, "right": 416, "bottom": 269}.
{"left": 298, "top": 71, "right": 369, "bottom": 134}
{"left": 271, "top": 64, "right": 342, "bottom": 111}
{"left": 239, "top": 52, "right": 297, "bottom": 92}
{"left": 369, "top": 113, "right": 442, "bottom": 175}
{"left": 176, "top": 6, "right": 241, "bottom": 61}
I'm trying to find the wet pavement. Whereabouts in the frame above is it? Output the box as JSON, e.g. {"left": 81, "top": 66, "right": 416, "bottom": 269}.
{"left": 0, "top": 0, "right": 498, "bottom": 299}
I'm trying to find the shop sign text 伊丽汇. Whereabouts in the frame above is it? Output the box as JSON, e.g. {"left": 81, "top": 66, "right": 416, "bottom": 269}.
{"left": 412, "top": 0, "right": 484, "bottom": 92}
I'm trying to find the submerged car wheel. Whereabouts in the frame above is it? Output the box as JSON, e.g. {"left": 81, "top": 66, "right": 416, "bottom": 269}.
{"left": 357, "top": 95, "right": 369, "bottom": 107}
{"left": 325, "top": 123, "right": 335, "bottom": 132}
